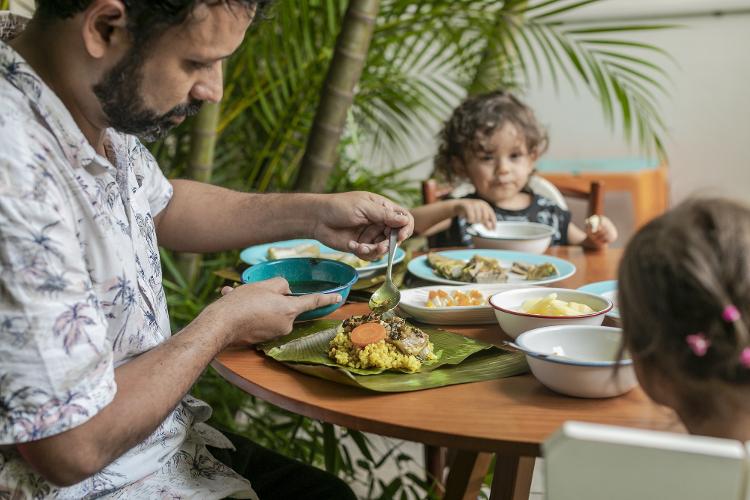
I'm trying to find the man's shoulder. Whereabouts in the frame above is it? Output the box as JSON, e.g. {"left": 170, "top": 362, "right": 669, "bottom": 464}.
{"left": 0, "top": 79, "right": 55, "bottom": 151}
{"left": 0, "top": 85, "right": 67, "bottom": 197}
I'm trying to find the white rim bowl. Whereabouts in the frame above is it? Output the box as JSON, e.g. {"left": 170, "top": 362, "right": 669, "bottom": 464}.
{"left": 515, "top": 325, "right": 637, "bottom": 398}
{"left": 489, "top": 287, "right": 613, "bottom": 339}
{"left": 467, "top": 221, "right": 556, "bottom": 240}
{"left": 467, "top": 222, "right": 555, "bottom": 253}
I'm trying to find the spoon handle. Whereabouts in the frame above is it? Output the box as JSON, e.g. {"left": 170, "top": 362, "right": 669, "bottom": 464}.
{"left": 501, "top": 340, "right": 550, "bottom": 358}
{"left": 386, "top": 231, "right": 398, "bottom": 282}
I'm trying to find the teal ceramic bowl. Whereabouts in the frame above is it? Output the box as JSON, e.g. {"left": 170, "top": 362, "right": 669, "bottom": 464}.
{"left": 241, "top": 258, "right": 358, "bottom": 321}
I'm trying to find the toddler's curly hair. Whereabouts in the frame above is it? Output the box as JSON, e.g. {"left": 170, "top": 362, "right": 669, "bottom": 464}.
{"left": 434, "top": 90, "right": 548, "bottom": 183}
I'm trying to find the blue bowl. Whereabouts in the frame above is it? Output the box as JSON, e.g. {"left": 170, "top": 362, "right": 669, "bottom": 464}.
{"left": 241, "top": 258, "right": 358, "bottom": 321}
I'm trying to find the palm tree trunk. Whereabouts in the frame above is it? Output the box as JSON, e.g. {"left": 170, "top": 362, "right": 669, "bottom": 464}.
{"left": 294, "top": 0, "right": 380, "bottom": 193}
{"left": 175, "top": 101, "right": 221, "bottom": 283}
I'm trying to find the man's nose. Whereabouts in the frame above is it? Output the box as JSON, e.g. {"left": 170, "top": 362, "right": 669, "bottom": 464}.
{"left": 191, "top": 64, "right": 224, "bottom": 103}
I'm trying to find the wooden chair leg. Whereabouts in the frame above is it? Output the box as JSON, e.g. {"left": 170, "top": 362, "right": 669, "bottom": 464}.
{"left": 489, "top": 455, "right": 535, "bottom": 500}
{"left": 443, "top": 450, "right": 493, "bottom": 500}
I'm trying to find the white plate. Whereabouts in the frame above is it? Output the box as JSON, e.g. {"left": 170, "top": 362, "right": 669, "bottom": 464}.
{"left": 577, "top": 280, "right": 619, "bottom": 320}
{"left": 398, "top": 283, "right": 533, "bottom": 325}
{"left": 240, "top": 239, "right": 406, "bottom": 278}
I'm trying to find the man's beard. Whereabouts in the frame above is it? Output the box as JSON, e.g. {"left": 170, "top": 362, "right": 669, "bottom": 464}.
{"left": 93, "top": 48, "right": 203, "bottom": 142}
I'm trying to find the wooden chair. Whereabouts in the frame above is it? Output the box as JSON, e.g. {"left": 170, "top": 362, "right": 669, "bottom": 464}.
{"left": 544, "top": 421, "right": 749, "bottom": 500}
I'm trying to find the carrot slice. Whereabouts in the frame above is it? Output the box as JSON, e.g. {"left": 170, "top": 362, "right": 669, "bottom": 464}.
{"left": 350, "top": 322, "right": 387, "bottom": 347}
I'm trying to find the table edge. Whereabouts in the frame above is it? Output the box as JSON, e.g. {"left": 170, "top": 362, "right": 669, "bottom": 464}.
{"left": 210, "top": 358, "right": 541, "bottom": 456}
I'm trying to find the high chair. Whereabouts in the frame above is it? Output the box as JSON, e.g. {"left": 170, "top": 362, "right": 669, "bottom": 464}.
{"left": 420, "top": 176, "right": 604, "bottom": 246}
{"left": 544, "top": 421, "right": 749, "bottom": 500}
{"left": 421, "top": 177, "right": 604, "bottom": 216}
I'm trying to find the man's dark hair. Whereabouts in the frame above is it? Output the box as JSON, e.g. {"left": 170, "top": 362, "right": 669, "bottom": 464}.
{"left": 35, "top": 1, "right": 271, "bottom": 44}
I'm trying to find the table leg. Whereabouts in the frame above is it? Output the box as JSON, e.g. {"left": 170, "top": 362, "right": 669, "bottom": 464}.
{"left": 443, "top": 450, "right": 493, "bottom": 500}
{"left": 425, "top": 445, "right": 447, "bottom": 496}
{"left": 489, "top": 455, "right": 535, "bottom": 500}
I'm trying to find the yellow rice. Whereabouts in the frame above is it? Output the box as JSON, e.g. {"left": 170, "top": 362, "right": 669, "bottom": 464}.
{"left": 328, "top": 322, "right": 436, "bottom": 372}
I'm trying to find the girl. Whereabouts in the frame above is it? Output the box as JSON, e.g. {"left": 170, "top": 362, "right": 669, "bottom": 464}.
{"left": 411, "top": 90, "right": 617, "bottom": 248}
{"left": 619, "top": 198, "right": 750, "bottom": 440}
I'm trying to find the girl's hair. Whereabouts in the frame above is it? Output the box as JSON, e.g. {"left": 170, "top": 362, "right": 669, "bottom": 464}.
{"left": 618, "top": 198, "right": 750, "bottom": 415}
{"left": 433, "top": 90, "right": 548, "bottom": 183}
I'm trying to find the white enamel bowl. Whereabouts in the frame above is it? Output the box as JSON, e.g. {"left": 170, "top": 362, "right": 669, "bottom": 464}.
{"left": 467, "top": 221, "right": 555, "bottom": 254}
{"left": 515, "top": 325, "right": 637, "bottom": 398}
{"left": 489, "top": 287, "right": 612, "bottom": 339}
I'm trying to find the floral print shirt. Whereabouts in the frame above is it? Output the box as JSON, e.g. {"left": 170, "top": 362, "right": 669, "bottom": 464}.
{"left": 0, "top": 17, "right": 256, "bottom": 500}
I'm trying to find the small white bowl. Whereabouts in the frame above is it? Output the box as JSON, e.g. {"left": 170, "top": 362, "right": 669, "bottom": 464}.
{"left": 515, "top": 325, "right": 637, "bottom": 398}
{"left": 490, "top": 287, "right": 612, "bottom": 339}
{"left": 467, "top": 222, "right": 555, "bottom": 254}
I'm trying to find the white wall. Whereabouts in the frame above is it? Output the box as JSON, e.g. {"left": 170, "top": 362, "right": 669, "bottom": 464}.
{"left": 525, "top": 3, "right": 750, "bottom": 204}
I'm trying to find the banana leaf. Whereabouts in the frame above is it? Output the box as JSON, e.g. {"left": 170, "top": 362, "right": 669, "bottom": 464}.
{"left": 350, "top": 259, "right": 408, "bottom": 293}
{"left": 258, "top": 320, "right": 528, "bottom": 392}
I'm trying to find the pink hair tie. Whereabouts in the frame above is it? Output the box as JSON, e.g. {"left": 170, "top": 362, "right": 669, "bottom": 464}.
{"left": 686, "top": 333, "right": 710, "bottom": 357}
{"left": 740, "top": 348, "right": 750, "bottom": 369}
{"left": 722, "top": 305, "right": 741, "bottom": 323}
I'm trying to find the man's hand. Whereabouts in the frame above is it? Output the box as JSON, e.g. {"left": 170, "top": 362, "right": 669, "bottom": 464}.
{"left": 311, "top": 192, "right": 414, "bottom": 261}
{"left": 207, "top": 278, "right": 342, "bottom": 346}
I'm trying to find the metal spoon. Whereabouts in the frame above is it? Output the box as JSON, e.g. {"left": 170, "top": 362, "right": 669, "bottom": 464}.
{"left": 501, "top": 340, "right": 557, "bottom": 359}
{"left": 368, "top": 231, "right": 401, "bottom": 314}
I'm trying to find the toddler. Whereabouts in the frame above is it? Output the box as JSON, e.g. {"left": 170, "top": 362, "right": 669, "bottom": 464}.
{"left": 619, "top": 198, "right": 750, "bottom": 440}
{"left": 411, "top": 91, "right": 617, "bottom": 248}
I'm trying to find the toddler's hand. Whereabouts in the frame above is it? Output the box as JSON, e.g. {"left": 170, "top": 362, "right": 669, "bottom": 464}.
{"left": 454, "top": 199, "right": 496, "bottom": 230}
{"left": 585, "top": 215, "right": 618, "bottom": 247}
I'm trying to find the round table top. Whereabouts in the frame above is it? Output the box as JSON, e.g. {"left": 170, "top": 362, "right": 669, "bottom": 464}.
{"left": 213, "top": 247, "right": 681, "bottom": 456}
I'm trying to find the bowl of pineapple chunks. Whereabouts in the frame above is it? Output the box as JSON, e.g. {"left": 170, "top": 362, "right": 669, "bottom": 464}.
{"left": 489, "top": 288, "right": 613, "bottom": 339}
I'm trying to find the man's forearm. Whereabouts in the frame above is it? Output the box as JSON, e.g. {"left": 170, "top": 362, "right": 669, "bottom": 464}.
{"left": 17, "top": 310, "right": 229, "bottom": 486}
{"left": 155, "top": 179, "right": 322, "bottom": 252}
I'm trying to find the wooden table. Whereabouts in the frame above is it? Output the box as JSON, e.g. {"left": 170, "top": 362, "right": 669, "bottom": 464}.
{"left": 213, "top": 247, "right": 681, "bottom": 499}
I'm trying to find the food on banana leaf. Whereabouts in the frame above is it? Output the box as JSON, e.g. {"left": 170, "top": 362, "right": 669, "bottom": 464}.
{"left": 328, "top": 313, "right": 437, "bottom": 372}
{"left": 427, "top": 253, "right": 508, "bottom": 283}
{"left": 268, "top": 243, "right": 369, "bottom": 268}
{"left": 510, "top": 261, "right": 558, "bottom": 280}
{"left": 426, "top": 289, "right": 486, "bottom": 307}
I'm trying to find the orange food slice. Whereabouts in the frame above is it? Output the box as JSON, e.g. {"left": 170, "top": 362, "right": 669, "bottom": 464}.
{"left": 350, "top": 322, "right": 387, "bottom": 347}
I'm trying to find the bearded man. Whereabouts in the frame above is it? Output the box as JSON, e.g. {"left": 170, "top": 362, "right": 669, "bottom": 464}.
{"left": 0, "top": 2, "right": 412, "bottom": 498}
